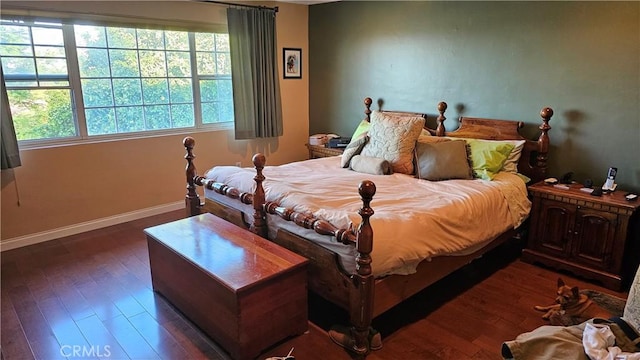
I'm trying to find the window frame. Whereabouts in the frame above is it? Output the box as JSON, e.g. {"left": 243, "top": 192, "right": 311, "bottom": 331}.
{"left": 0, "top": 14, "right": 233, "bottom": 150}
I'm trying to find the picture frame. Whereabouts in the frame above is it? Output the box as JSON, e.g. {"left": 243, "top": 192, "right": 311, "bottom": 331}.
{"left": 283, "top": 48, "right": 302, "bottom": 79}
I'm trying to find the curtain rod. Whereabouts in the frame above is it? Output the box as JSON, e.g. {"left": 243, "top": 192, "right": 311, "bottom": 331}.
{"left": 197, "top": 1, "right": 279, "bottom": 13}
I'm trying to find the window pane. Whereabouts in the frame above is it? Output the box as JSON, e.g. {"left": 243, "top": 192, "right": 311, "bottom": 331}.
{"left": 166, "top": 51, "right": 191, "bottom": 77}
{"left": 216, "top": 53, "right": 231, "bottom": 75}
{"left": 200, "top": 79, "right": 218, "bottom": 102}
{"left": 144, "top": 105, "right": 170, "bottom": 129}
{"left": 196, "top": 52, "right": 215, "bottom": 75}
{"left": 215, "top": 34, "right": 229, "bottom": 52}
{"left": 34, "top": 45, "right": 65, "bottom": 57}
{"left": 142, "top": 78, "right": 168, "bottom": 104}
{"left": 1, "top": 57, "right": 35, "bottom": 77}
{"left": 1, "top": 44, "right": 32, "bottom": 56}
{"left": 32, "top": 27, "right": 63, "bottom": 45}
{"left": 107, "top": 27, "right": 137, "bottom": 49}
{"left": 36, "top": 58, "right": 68, "bottom": 76}
{"left": 139, "top": 50, "right": 167, "bottom": 77}
{"left": 82, "top": 79, "right": 114, "bottom": 107}
{"left": 165, "top": 31, "right": 189, "bottom": 51}
{"left": 74, "top": 25, "right": 106, "bottom": 47}
{"left": 202, "top": 101, "right": 234, "bottom": 124}
{"left": 77, "top": 48, "right": 110, "bottom": 77}
{"left": 195, "top": 33, "right": 214, "bottom": 51}
{"left": 0, "top": 25, "right": 31, "bottom": 44}
{"left": 169, "top": 78, "right": 192, "bottom": 103}
{"left": 115, "top": 106, "right": 145, "bottom": 133}
{"left": 109, "top": 49, "right": 140, "bottom": 77}
{"left": 7, "top": 89, "right": 76, "bottom": 140}
{"left": 137, "top": 29, "right": 164, "bottom": 50}
{"left": 171, "top": 104, "right": 194, "bottom": 127}
{"left": 86, "top": 107, "right": 116, "bottom": 135}
{"left": 113, "top": 79, "right": 142, "bottom": 106}
{"left": 219, "top": 79, "right": 232, "bottom": 99}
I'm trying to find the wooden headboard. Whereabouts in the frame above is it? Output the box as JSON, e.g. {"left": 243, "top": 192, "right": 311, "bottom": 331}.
{"left": 362, "top": 97, "right": 553, "bottom": 183}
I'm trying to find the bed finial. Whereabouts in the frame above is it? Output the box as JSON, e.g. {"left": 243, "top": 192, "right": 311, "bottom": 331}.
{"left": 536, "top": 107, "right": 553, "bottom": 178}
{"left": 349, "top": 179, "right": 377, "bottom": 355}
{"left": 436, "top": 101, "right": 448, "bottom": 136}
{"left": 183, "top": 136, "right": 201, "bottom": 217}
{"left": 251, "top": 153, "right": 268, "bottom": 238}
{"left": 364, "top": 97, "right": 373, "bottom": 122}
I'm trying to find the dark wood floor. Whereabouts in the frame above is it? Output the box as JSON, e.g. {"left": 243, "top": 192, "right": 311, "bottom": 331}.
{"left": 1, "top": 210, "right": 627, "bottom": 360}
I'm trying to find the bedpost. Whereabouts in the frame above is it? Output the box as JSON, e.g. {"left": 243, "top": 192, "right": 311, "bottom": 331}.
{"left": 350, "top": 180, "right": 377, "bottom": 356}
{"left": 364, "top": 97, "right": 373, "bottom": 122}
{"left": 251, "top": 153, "right": 268, "bottom": 238}
{"left": 536, "top": 107, "right": 553, "bottom": 178}
{"left": 183, "top": 137, "right": 201, "bottom": 217}
{"left": 435, "top": 101, "right": 448, "bottom": 136}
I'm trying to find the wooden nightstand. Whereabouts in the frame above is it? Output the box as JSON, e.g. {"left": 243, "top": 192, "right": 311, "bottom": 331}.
{"left": 523, "top": 181, "right": 640, "bottom": 290}
{"left": 306, "top": 144, "right": 344, "bottom": 159}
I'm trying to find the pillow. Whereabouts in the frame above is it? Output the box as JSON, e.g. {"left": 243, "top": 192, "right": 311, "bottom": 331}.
{"left": 349, "top": 155, "right": 392, "bottom": 175}
{"left": 414, "top": 140, "right": 473, "bottom": 181}
{"left": 465, "top": 139, "right": 515, "bottom": 180}
{"left": 350, "top": 119, "right": 370, "bottom": 140}
{"left": 475, "top": 139, "right": 526, "bottom": 173}
{"left": 360, "top": 111, "right": 425, "bottom": 174}
{"left": 340, "top": 135, "right": 369, "bottom": 168}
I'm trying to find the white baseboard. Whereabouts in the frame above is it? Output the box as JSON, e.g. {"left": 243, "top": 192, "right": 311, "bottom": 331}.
{"left": 0, "top": 201, "right": 184, "bottom": 252}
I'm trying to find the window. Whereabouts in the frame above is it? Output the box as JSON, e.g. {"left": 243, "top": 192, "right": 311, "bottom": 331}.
{"left": 0, "top": 17, "right": 233, "bottom": 146}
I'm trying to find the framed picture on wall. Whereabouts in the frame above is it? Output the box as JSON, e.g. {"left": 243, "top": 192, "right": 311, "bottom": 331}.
{"left": 283, "top": 48, "right": 302, "bottom": 79}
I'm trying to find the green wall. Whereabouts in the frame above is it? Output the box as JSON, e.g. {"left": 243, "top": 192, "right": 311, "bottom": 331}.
{"left": 309, "top": 1, "right": 640, "bottom": 191}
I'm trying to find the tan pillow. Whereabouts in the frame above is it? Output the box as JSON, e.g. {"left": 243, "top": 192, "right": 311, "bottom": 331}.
{"left": 340, "top": 135, "right": 369, "bottom": 168}
{"left": 414, "top": 140, "right": 473, "bottom": 181}
{"left": 360, "top": 111, "right": 425, "bottom": 174}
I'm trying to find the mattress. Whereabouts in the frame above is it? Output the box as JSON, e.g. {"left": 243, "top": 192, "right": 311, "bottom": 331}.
{"left": 204, "top": 156, "right": 531, "bottom": 277}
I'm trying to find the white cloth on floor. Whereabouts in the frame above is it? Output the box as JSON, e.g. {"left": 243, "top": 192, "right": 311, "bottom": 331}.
{"left": 583, "top": 323, "right": 640, "bottom": 360}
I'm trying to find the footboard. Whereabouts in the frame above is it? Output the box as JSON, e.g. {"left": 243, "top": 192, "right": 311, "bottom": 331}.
{"left": 183, "top": 137, "right": 378, "bottom": 355}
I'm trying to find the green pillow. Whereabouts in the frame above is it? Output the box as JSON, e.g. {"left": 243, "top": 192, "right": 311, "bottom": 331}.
{"left": 465, "top": 139, "right": 515, "bottom": 180}
{"left": 351, "top": 119, "right": 370, "bottom": 140}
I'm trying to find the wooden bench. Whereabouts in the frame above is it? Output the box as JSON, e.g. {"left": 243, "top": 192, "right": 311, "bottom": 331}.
{"left": 145, "top": 213, "right": 308, "bottom": 360}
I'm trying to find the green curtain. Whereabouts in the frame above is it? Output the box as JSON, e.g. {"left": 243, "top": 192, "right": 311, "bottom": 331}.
{"left": 1, "top": 68, "right": 21, "bottom": 169}
{"left": 227, "top": 7, "right": 283, "bottom": 139}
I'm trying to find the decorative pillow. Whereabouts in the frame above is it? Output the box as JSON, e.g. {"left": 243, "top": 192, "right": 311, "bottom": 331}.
{"left": 350, "top": 119, "right": 370, "bottom": 140}
{"left": 465, "top": 139, "right": 515, "bottom": 180}
{"left": 350, "top": 155, "right": 392, "bottom": 175}
{"left": 360, "top": 111, "right": 425, "bottom": 174}
{"left": 340, "top": 135, "right": 369, "bottom": 168}
{"left": 467, "top": 139, "right": 525, "bottom": 173}
{"left": 414, "top": 140, "right": 473, "bottom": 181}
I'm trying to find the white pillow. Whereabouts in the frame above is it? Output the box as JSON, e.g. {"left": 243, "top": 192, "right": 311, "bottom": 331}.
{"left": 360, "top": 111, "right": 425, "bottom": 174}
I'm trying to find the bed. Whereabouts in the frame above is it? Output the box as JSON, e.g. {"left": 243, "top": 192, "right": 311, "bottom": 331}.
{"left": 182, "top": 97, "right": 554, "bottom": 355}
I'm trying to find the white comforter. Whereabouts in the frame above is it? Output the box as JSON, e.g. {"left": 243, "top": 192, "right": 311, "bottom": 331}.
{"left": 204, "top": 156, "right": 531, "bottom": 277}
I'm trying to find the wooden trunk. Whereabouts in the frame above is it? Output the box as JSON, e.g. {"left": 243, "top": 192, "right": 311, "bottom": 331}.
{"left": 145, "top": 213, "right": 308, "bottom": 360}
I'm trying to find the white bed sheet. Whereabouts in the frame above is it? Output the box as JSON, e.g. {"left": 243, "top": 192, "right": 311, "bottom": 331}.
{"left": 204, "top": 156, "right": 531, "bottom": 277}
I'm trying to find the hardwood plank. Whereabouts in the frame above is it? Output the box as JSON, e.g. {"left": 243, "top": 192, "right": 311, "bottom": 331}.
{"left": 100, "top": 315, "right": 160, "bottom": 359}
{"left": 127, "top": 312, "right": 193, "bottom": 360}
{"left": 1, "top": 292, "right": 35, "bottom": 360}
{"left": 74, "top": 315, "right": 129, "bottom": 359}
